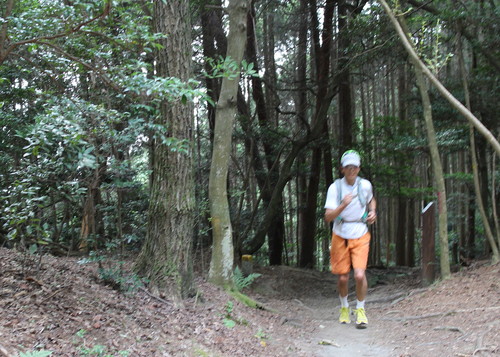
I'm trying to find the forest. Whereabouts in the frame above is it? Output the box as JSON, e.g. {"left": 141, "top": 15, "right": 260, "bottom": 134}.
{"left": 1, "top": 0, "right": 499, "bottom": 301}
{"left": 1, "top": 0, "right": 500, "bottom": 356}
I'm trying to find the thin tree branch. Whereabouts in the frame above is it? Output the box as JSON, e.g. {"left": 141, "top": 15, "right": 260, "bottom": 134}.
{"left": 406, "top": 0, "right": 500, "bottom": 72}
{"left": 37, "top": 41, "right": 122, "bottom": 93}
{"left": 377, "top": 0, "right": 500, "bottom": 158}
{"left": 406, "top": 0, "right": 438, "bottom": 14}
{"left": 0, "top": 1, "right": 111, "bottom": 65}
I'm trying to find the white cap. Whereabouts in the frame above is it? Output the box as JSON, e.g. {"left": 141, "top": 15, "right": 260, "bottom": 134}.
{"left": 341, "top": 150, "right": 361, "bottom": 167}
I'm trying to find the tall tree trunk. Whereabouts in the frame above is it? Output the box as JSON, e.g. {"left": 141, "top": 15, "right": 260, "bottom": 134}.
{"left": 457, "top": 33, "right": 499, "bottom": 263}
{"left": 79, "top": 163, "right": 105, "bottom": 252}
{"left": 337, "top": 0, "right": 353, "bottom": 151}
{"left": 247, "top": 90, "right": 335, "bottom": 255}
{"left": 198, "top": 0, "right": 229, "bottom": 253}
{"left": 201, "top": 0, "right": 227, "bottom": 139}
{"left": 0, "top": 0, "right": 15, "bottom": 64}
{"left": 322, "top": 141, "right": 334, "bottom": 268}
{"left": 246, "top": 4, "right": 285, "bottom": 265}
{"left": 395, "top": 61, "right": 410, "bottom": 266}
{"left": 300, "top": 147, "right": 322, "bottom": 268}
{"left": 493, "top": 150, "right": 500, "bottom": 249}
{"left": 135, "top": 0, "right": 195, "bottom": 300}
{"left": 379, "top": 0, "right": 453, "bottom": 278}
{"left": 407, "top": 198, "right": 415, "bottom": 267}
{"left": 263, "top": 10, "right": 286, "bottom": 266}
{"left": 470, "top": 129, "right": 499, "bottom": 263}
{"left": 208, "top": 0, "right": 249, "bottom": 287}
{"left": 466, "top": 188, "right": 476, "bottom": 259}
{"left": 411, "top": 39, "right": 451, "bottom": 279}
{"left": 299, "top": 0, "right": 335, "bottom": 268}
{"left": 295, "top": 0, "right": 309, "bottom": 267}
{"left": 395, "top": 195, "right": 407, "bottom": 266}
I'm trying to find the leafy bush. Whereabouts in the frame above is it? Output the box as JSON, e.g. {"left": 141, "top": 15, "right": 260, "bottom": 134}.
{"left": 1, "top": 98, "right": 95, "bottom": 246}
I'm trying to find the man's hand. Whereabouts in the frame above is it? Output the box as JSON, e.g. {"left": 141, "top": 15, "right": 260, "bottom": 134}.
{"left": 366, "top": 210, "right": 377, "bottom": 225}
{"left": 325, "top": 194, "right": 352, "bottom": 223}
{"left": 341, "top": 193, "right": 355, "bottom": 206}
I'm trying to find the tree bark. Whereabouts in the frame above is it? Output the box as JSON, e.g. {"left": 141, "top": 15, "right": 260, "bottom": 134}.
{"left": 135, "top": 0, "right": 195, "bottom": 300}
{"left": 208, "top": 0, "right": 250, "bottom": 287}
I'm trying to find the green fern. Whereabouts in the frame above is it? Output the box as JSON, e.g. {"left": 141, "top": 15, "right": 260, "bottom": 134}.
{"left": 233, "top": 266, "right": 261, "bottom": 292}
{"left": 19, "top": 351, "right": 52, "bottom": 357}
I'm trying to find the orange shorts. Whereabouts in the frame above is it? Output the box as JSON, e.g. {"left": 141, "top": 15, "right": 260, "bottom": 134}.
{"left": 330, "top": 232, "right": 371, "bottom": 275}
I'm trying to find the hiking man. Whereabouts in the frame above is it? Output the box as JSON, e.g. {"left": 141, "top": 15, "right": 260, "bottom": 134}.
{"left": 324, "top": 150, "right": 377, "bottom": 328}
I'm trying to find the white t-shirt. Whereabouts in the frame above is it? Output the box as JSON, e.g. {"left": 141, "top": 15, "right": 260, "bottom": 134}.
{"left": 324, "top": 177, "right": 373, "bottom": 239}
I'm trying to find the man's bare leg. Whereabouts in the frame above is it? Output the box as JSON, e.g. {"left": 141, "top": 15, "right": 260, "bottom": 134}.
{"left": 353, "top": 268, "right": 367, "bottom": 301}
{"left": 337, "top": 273, "right": 351, "bottom": 323}
{"left": 338, "top": 273, "right": 350, "bottom": 298}
{"left": 353, "top": 268, "right": 368, "bottom": 327}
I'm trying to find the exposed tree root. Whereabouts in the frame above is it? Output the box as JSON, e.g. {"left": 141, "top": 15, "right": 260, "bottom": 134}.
{"left": 472, "top": 328, "right": 499, "bottom": 355}
{"left": 433, "top": 326, "right": 464, "bottom": 334}
{"left": 228, "top": 290, "right": 277, "bottom": 312}
{"left": 293, "top": 298, "right": 315, "bottom": 312}
{"left": 139, "top": 286, "right": 172, "bottom": 306}
{"left": 382, "top": 306, "right": 500, "bottom": 322}
{"left": 369, "top": 287, "right": 428, "bottom": 305}
{"left": 0, "top": 344, "right": 11, "bottom": 357}
{"left": 473, "top": 346, "right": 498, "bottom": 355}
{"left": 41, "top": 285, "right": 71, "bottom": 303}
{"left": 368, "top": 291, "right": 407, "bottom": 304}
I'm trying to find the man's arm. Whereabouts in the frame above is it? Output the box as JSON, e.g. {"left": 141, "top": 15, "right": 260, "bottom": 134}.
{"left": 366, "top": 197, "right": 377, "bottom": 225}
{"left": 324, "top": 193, "right": 354, "bottom": 223}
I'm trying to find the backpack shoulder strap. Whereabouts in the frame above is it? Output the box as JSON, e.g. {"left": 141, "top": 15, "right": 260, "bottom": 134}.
{"left": 357, "top": 178, "right": 370, "bottom": 224}
{"left": 334, "top": 178, "right": 342, "bottom": 222}
{"left": 334, "top": 178, "right": 342, "bottom": 206}
{"left": 357, "top": 177, "right": 366, "bottom": 207}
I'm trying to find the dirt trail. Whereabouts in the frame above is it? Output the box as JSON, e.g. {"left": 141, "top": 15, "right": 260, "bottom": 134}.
{"left": 248, "top": 263, "right": 499, "bottom": 357}
{"left": 1, "top": 248, "right": 498, "bottom": 356}
{"left": 296, "top": 298, "right": 395, "bottom": 356}
{"left": 247, "top": 265, "right": 403, "bottom": 356}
